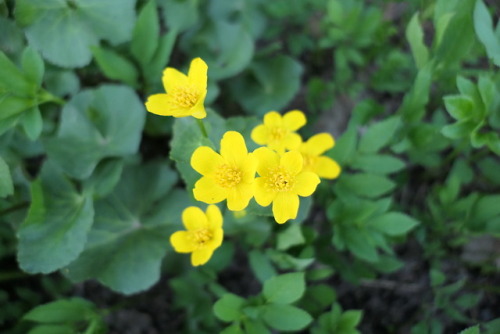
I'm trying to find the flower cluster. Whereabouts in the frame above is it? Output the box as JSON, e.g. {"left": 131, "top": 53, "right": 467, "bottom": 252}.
{"left": 146, "top": 58, "right": 340, "bottom": 266}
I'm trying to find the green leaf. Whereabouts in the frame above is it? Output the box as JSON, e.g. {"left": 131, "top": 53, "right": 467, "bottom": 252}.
{"left": 338, "top": 310, "right": 363, "bottom": 330}
{"left": 459, "top": 325, "right": 480, "bottom": 334}
{"left": 369, "top": 212, "right": 419, "bottom": 236}
{"left": 213, "top": 293, "right": 246, "bottom": 322}
{"left": 351, "top": 154, "right": 405, "bottom": 175}
{"left": 261, "top": 304, "right": 312, "bottom": 331}
{"left": 45, "top": 85, "right": 145, "bottom": 179}
{"left": 18, "top": 161, "right": 94, "bottom": 274}
{"left": 21, "top": 46, "right": 44, "bottom": 86}
{"left": 340, "top": 173, "right": 395, "bottom": 198}
{"left": 15, "top": 0, "right": 136, "bottom": 68}
{"left": 21, "top": 106, "right": 43, "bottom": 141}
{"left": 91, "top": 46, "right": 138, "bottom": 87}
{"left": 342, "top": 227, "right": 379, "bottom": 263}
{"left": 0, "top": 51, "right": 32, "bottom": 93}
{"left": 441, "top": 120, "right": 476, "bottom": 139}
{"left": 243, "top": 320, "right": 271, "bottom": 334}
{"left": 131, "top": 0, "right": 159, "bottom": 66}
{"left": 474, "top": 0, "right": 500, "bottom": 67}
{"left": 161, "top": 0, "right": 199, "bottom": 32}
{"left": 23, "top": 298, "right": 97, "bottom": 323}
{"left": 230, "top": 55, "right": 303, "bottom": 115}
{"left": 66, "top": 162, "right": 185, "bottom": 294}
{"left": 28, "top": 325, "right": 74, "bottom": 334}
{"left": 277, "top": 223, "right": 305, "bottom": 250}
{"left": 406, "top": 12, "right": 429, "bottom": 68}
{"left": 0, "top": 155, "right": 13, "bottom": 198}
{"left": 358, "top": 116, "right": 401, "bottom": 153}
{"left": 263, "top": 272, "right": 305, "bottom": 304}
{"left": 143, "top": 31, "right": 177, "bottom": 84}
{"left": 249, "top": 249, "right": 277, "bottom": 283}
{"left": 83, "top": 159, "right": 123, "bottom": 199}
{"left": 444, "top": 95, "right": 475, "bottom": 120}
{"left": 473, "top": 195, "right": 500, "bottom": 222}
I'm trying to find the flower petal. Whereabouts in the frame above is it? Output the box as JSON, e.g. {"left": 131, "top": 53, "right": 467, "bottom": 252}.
{"left": 182, "top": 206, "right": 208, "bottom": 230}
{"left": 220, "top": 131, "right": 248, "bottom": 166}
{"left": 294, "top": 171, "right": 320, "bottom": 197}
{"left": 170, "top": 231, "right": 195, "bottom": 253}
{"left": 226, "top": 183, "right": 254, "bottom": 211}
{"left": 253, "top": 147, "right": 279, "bottom": 176}
{"left": 304, "top": 133, "right": 335, "bottom": 156}
{"left": 188, "top": 57, "right": 208, "bottom": 92}
{"left": 193, "top": 177, "right": 227, "bottom": 204}
{"left": 162, "top": 67, "right": 188, "bottom": 93}
{"left": 241, "top": 154, "right": 257, "bottom": 183}
{"left": 191, "top": 146, "right": 223, "bottom": 175}
{"left": 207, "top": 228, "right": 224, "bottom": 250}
{"left": 254, "top": 177, "right": 276, "bottom": 206}
{"left": 145, "top": 94, "right": 178, "bottom": 116}
{"left": 251, "top": 124, "right": 269, "bottom": 145}
{"left": 206, "top": 205, "right": 223, "bottom": 229}
{"left": 263, "top": 111, "right": 282, "bottom": 127}
{"left": 191, "top": 248, "right": 213, "bottom": 266}
{"left": 283, "top": 110, "right": 306, "bottom": 131}
{"left": 281, "top": 151, "right": 303, "bottom": 175}
{"left": 315, "top": 156, "right": 341, "bottom": 179}
{"left": 283, "top": 132, "right": 302, "bottom": 150}
{"left": 272, "top": 193, "right": 299, "bottom": 224}
{"left": 190, "top": 98, "right": 207, "bottom": 119}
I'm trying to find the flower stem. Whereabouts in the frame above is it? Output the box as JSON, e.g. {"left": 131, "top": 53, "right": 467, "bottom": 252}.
{"left": 196, "top": 119, "right": 208, "bottom": 138}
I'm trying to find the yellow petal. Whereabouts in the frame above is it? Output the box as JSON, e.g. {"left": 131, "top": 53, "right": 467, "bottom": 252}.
{"left": 263, "top": 111, "right": 282, "bottom": 127}
{"left": 241, "top": 154, "right": 257, "bottom": 183}
{"left": 283, "top": 132, "right": 302, "bottom": 150}
{"left": 191, "top": 146, "right": 223, "bottom": 175}
{"left": 251, "top": 124, "right": 268, "bottom": 145}
{"left": 254, "top": 177, "right": 276, "bottom": 206}
{"left": 162, "top": 67, "right": 188, "bottom": 93}
{"left": 206, "top": 205, "right": 223, "bottom": 229}
{"left": 188, "top": 57, "right": 208, "bottom": 92}
{"left": 281, "top": 151, "right": 303, "bottom": 175}
{"left": 315, "top": 156, "right": 341, "bottom": 179}
{"left": 182, "top": 206, "right": 208, "bottom": 230}
{"left": 220, "top": 131, "right": 247, "bottom": 166}
{"left": 304, "top": 133, "right": 335, "bottom": 156}
{"left": 170, "top": 231, "right": 195, "bottom": 253}
{"left": 190, "top": 97, "right": 207, "bottom": 119}
{"left": 193, "top": 176, "right": 227, "bottom": 204}
{"left": 272, "top": 193, "right": 299, "bottom": 224}
{"left": 253, "top": 147, "right": 279, "bottom": 176}
{"left": 294, "top": 171, "right": 320, "bottom": 196}
{"left": 283, "top": 110, "right": 306, "bottom": 131}
{"left": 145, "top": 94, "right": 178, "bottom": 116}
{"left": 191, "top": 248, "right": 213, "bottom": 266}
{"left": 206, "top": 228, "right": 224, "bottom": 250}
{"left": 226, "top": 183, "right": 254, "bottom": 211}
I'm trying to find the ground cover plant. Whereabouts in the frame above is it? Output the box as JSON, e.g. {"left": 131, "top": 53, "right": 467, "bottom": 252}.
{"left": 0, "top": 0, "right": 499, "bottom": 333}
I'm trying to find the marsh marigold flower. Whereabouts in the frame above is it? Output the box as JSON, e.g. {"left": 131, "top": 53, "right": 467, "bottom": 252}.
{"left": 253, "top": 147, "right": 320, "bottom": 224}
{"left": 299, "top": 133, "right": 341, "bottom": 179}
{"left": 251, "top": 110, "right": 306, "bottom": 153}
{"left": 145, "top": 57, "right": 207, "bottom": 119}
{"left": 191, "top": 131, "right": 257, "bottom": 211}
{"left": 170, "top": 205, "right": 223, "bottom": 266}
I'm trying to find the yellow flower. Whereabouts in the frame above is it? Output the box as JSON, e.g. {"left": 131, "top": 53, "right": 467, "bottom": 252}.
{"left": 253, "top": 147, "right": 320, "bottom": 224}
{"left": 145, "top": 57, "right": 207, "bottom": 119}
{"left": 251, "top": 110, "right": 306, "bottom": 153}
{"left": 299, "top": 133, "right": 341, "bottom": 179}
{"left": 191, "top": 131, "right": 257, "bottom": 211}
{"left": 170, "top": 205, "right": 223, "bottom": 266}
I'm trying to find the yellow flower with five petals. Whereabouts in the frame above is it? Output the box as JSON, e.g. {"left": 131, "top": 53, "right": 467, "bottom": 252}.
{"left": 145, "top": 57, "right": 207, "bottom": 119}
{"left": 191, "top": 131, "right": 257, "bottom": 211}
{"left": 170, "top": 205, "right": 223, "bottom": 266}
{"left": 299, "top": 133, "right": 341, "bottom": 179}
{"left": 251, "top": 110, "right": 306, "bottom": 153}
{"left": 253, "top": 147, "right": 320, "bottom": 224}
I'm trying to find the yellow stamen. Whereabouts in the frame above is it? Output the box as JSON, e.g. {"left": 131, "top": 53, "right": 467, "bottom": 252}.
{"left": 215, "top": 164, "right": 242, "bottom": 188}
{"left": 190, "top": 228, "right": 213, "bottom": 246}
{"left": 302, "top": 153, "right": 316, "bottom": 170}
{"left": 270, "top": 126, "right": 286, "bottom": 141}
{"left": 266, "top": 166, "right": 294, "bottom": 192}
{"left": 170, "top": 85, "right": 199, "bottom": 109}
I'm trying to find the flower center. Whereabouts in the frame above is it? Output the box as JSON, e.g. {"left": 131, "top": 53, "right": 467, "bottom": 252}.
{"left": 269, "top": 126, "right": 286, "bottom": 141}
{"left": 302, "top": 153, "right": 317, "bottom": 170}
{"left": 266, "top": 166, "right": 294, "bottom": 192}
{"left": 215, "top": 164, "right": 242, "bottom": 188}
{"left": 191, "top": 228, "right": 213, "bottom": 246}
{"left": 171, "top": 85, "right": 199, "bottom": 109}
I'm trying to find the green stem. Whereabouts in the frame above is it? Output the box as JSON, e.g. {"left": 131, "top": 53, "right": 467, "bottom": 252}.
{"left": 196, "top": 119, "right": 208, "bottom": 138}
